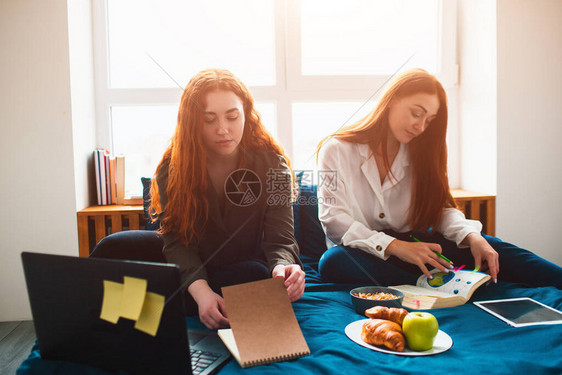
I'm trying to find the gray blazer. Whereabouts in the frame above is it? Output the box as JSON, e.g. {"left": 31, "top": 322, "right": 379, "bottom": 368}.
{"left": 156, "top": 150, "right": 301, "bottom": 290}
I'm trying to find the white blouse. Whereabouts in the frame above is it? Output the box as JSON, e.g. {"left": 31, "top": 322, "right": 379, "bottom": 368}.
{"left": 317, "top": 138, "right": 482, "bottom": 260}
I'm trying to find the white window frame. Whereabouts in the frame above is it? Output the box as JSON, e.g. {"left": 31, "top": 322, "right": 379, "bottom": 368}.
{"left": 92, "top": 0, "right": 459, "bottom": 197}
{"left": 285, "top": 0, "right": 458, "bottom": 91}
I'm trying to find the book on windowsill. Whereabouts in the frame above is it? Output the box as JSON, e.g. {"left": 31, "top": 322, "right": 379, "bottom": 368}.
{"left": 391, "top": 269, "right": 491, "bottom": 309}
{"left": 115, "top": 155, "right": 125, "bottom": 205}
{"left": 217, "top": 278, "right": 310, "bottom": 368}
{"left": 94, "top": 149, "right": 110, "bottom": 205}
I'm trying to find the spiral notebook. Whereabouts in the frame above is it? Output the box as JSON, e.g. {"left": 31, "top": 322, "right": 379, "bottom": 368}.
{"left": 218, "top": 277, "right": 310, "bottom": 368}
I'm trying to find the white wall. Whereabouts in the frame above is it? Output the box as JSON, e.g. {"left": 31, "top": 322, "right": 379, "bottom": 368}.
{"left": 458, "top": 0, "right": 497, "bottom": 195}
{"left": 0, "top": 0, "right": 79, "bottom": 321}
{"left": 68, "top": 0, "right": 97, "bottom": 210}
{"left": 497, "top": 0, "right": 562, "bottom": 266}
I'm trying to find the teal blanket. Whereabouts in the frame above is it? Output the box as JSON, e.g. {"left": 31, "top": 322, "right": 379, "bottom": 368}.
{"left": 18, "top": 258, "right": 562, "bottom": 375}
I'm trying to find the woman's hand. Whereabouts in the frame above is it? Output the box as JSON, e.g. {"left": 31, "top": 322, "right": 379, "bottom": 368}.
{"left": 272, "top": 264, "right": 305, "bottom": 302}
{"left": 188, "top": 279, "right": 229, "bottom": 330}
{"left": 386, "top": 239, "right": 454, "bottom": 279}
{"left": 464, "top": 233, "right": 499, "bottom": 282}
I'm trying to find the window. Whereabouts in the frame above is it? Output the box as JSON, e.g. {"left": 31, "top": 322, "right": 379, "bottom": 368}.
{"left": 291, "top": 102, "right": 373, "bottom": 171}
{"left": 300, "top": 0, "right": 439, "bottom": 75}
{"left": 94, "top": 0, "right": 458, "bottom": 197}
{"left": 106, "top": 0, "right": 276, "bottom": 88}
{"left": 110, "top": 102, "right": 276, "bottom": 197}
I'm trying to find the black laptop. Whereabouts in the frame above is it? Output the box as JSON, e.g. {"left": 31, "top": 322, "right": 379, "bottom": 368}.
{"left": 21, "top": 252, "right": 230, "bottom": 375}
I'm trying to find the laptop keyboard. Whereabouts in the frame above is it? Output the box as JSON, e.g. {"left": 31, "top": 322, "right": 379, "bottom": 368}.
{"left": 190, "top": 349, "right": 222, "bottom": 375}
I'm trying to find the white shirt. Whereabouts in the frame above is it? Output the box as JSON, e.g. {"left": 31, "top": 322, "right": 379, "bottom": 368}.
{"left": 317, "top": 138, "right": 482, "bottom": 260}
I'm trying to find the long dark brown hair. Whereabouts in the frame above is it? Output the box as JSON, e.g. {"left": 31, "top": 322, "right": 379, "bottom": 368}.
{"left": 150, "top": 69, "right": 291, "bottom": 245}
{"left": 317, "top": 68, "right": 455, "bottom": 231}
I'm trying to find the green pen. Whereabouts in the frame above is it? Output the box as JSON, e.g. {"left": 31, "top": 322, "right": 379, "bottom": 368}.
{"left": 411, "top": 236, "right": 454, "bottom": 264}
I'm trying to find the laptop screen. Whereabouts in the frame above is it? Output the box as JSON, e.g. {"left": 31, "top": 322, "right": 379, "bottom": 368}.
{"left": 21, "top": 252, "right": 191, "bottom": 375}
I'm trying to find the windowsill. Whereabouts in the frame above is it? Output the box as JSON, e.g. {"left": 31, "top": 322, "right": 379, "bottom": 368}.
{"left": 123, "top": 197, "right": 142, "bottom": 205}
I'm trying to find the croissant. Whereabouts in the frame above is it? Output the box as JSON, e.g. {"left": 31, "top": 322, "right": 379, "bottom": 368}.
{"left": 365, "top": 306, "right": 408, "bottom": 326}
{"left": 361, "top": 319, "right": 405, "bottom": 352}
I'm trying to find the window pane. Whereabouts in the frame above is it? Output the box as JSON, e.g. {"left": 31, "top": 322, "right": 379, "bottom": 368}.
{"left": 111, "top": 106, "right": 179, "bottom": 197}
{"left": 292, "top": 102, "right": 374, "bottom": 172}
{"left": 256, "top": 102, "right": 277, "bottom": 137}
{"left": 301, "top": 0, "right": 440, "bottom": 75}
{"left": 107, "top": 0, "right": 275, "bottom": 88}
{"left": 111, "top": 102, "right": 277, "bottom": 197}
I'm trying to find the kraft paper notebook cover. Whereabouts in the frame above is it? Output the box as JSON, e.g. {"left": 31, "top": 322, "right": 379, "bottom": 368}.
{"left": 218, "top": 277, "right": 310, "bottom": 368}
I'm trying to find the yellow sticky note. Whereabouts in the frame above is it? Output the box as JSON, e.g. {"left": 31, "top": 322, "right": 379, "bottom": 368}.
{"left": 120, "top": 276, "right": 148, "bottom": 320}
{"left": 100, "top": 280, "right": 124, "bottom": 323}
{"left": 134, "top": 291, "right": 165, "bottom": 337}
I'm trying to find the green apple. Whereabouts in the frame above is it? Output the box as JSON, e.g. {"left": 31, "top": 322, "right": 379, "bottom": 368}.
{"left": 402, "top": 312, "right": 439, "bottom": 351}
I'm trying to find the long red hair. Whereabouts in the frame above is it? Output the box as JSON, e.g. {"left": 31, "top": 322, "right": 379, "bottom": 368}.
{"left": 149, "top": 69, "right": 290, "bottom": 245}
{"left": 317, "top": 68, "right": 455, "bottom": 231}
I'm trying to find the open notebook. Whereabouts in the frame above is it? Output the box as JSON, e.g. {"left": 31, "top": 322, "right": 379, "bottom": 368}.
{"left": 218, "top": 278, "right": 310, "bottom": 368}
{"left": 392, "top": 269, "right": 491, "bottom": 309}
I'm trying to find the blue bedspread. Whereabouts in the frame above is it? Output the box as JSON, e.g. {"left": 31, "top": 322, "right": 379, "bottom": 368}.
{"left": 17, "top": 256, "right": 562, "bottom": 375}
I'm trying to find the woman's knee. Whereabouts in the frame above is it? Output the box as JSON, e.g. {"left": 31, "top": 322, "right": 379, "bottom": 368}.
{"left": 210, "top": 260, "right": 270, "bottom": 289}
{"left": 483, "top": 234, "right": 535, "bottom": 258}
{"left": 91, "top": 230, "right": 164, "bottom": 262}
{"left": 318, "top": 246, "right": 345, "bottom": 280}
{"left": 319, "top": 246, "right": 372, "bottom": 284}
{"left": 319, "top": 245, "right": 420, "bottom": 285}
{"left": 98, "top": 230, "right": 160, "bottom": 247}
{"left": 236, "top": 260, "right": 270, "bottom": 280}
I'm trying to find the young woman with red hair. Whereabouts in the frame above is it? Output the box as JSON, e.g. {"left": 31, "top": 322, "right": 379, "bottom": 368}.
{"left": 149, "top": 69, "right": 304, "bottom": 329}
{"left": 316, "top": 69, "right": 562, "bottom": 288}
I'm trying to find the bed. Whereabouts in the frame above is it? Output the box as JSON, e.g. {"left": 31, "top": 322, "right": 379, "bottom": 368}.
{"left": 17, "top": 185, "right": 562, "bottom": 374}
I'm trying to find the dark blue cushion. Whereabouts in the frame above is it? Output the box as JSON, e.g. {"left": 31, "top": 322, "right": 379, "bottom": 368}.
{"left": 292, "top": 172, "right": 304, "bottom": 246}
{"left": 295, "top": 184, "right": 326, "bottom": 259}
{"left": 141, "top": 177, "right": 160, "bottom": 231}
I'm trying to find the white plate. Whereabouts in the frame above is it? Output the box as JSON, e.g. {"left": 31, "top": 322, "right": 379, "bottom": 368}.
{"left": 345, "top": 319, "right": 453, "bottom": 356}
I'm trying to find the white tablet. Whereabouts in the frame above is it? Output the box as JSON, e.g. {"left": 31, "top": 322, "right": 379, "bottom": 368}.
{"left": 474, "top": 297, "right": 562, "bottom": 327}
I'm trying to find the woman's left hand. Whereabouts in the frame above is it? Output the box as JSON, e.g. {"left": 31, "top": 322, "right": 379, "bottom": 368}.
{"left": 272, "top": 264, "right": 306, "bottom": 302}
{"left": 464, "top": 233, "right": 499, "bottom": 282}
